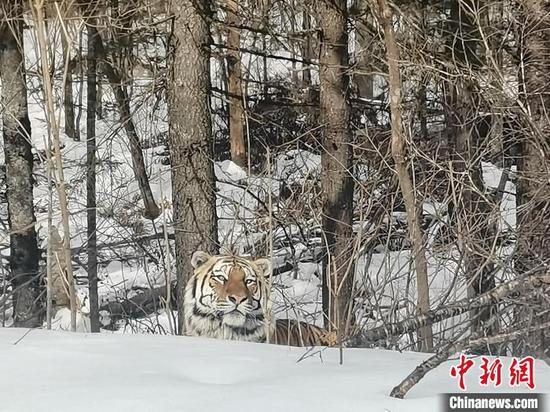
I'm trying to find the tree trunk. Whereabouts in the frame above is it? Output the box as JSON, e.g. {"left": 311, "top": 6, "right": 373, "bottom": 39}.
{"left": 96, "top": 76, "right": 103, "bottom": 120}
{"left": 452, "top": 113, "right": 496, "bottom": 337}
{"left": 75, "top": 28, "right": 84, "bottom": 142}
{"left": 87, "top": 24, "right": 160, "bottom": 220}
{"left": 516, "top": 0, "right": 550, "bottom": 362}
{"left": 351, "top": 1, "right": 374, "bottom": 99}
{"left": 168, "top": 0, "right": 219, "bottom": 335}
{"left": 376, "top": 0, "right": 433, "bottom": 352}
{"left": 61, "top": 28, "right": 76, "bottom": 140}
{"left": 49, "top": 227, "right": 71, "bottom": 309}
{"left": 447, "top": 0, "right": 496, "bottom": 343}
{"left": 86, "top": 15, "right": 100, "bottom": 333}
{"left": 0, "top": 3, "right": 41, "bottom": 327}
{"left": 301, "top": 2, "right": 312, "bottom": 88}
{"left": 226, "top": 0, "right": 246, "bottom": 168}
{"left": 33, "top": 0, "right": 78, "bottom": 331}
{"left": 316, "top": 0, "right": 355, "bottom": 336}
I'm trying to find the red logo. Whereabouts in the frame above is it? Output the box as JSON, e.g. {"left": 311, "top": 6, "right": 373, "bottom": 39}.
{"left": 450, "top": 356, "right": 536, "bottom": 391}
{"left": 509, "top": 356, "right": 535, "bottom": 390}
{"left": 479, "top": 357, "right": 503, "bottom": 387}
{"left": 450, "top": 354, "right": 475, "bottom": 391}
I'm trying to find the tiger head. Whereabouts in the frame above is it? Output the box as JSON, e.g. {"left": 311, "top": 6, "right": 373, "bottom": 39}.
{"left": 183, "top": 251, "right": 273, "bottom": 342}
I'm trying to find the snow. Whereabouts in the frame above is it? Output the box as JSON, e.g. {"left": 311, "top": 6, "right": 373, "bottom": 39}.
{"left": 2, "top": 19, "right": 544, "bottom": 409}
{"left": 275, "top": 149, "right": 321, "bottom": 184}
{"left": 2, "top": 328, "right": 548, "bottom": 412}
{"left": 215, "top": 160, "right": 248, "bottom": 182}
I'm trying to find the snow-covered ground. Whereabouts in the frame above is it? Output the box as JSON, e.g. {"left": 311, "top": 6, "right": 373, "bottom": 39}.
{"left": 0, "top": 18, "right": 531, "bottom": 382}
{"left": 1, "top": 328, "right": 549, "bottom": 412}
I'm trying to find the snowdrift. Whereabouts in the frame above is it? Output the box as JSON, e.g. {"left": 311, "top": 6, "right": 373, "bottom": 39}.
{"left": 1, "top": 328, "right": 549, "bottom": 412}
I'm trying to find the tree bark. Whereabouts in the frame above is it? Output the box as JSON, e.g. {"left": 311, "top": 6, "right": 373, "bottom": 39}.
{"left": 0, "top": 2, "right": 41, "bottom": 327}
{"left": 447, "top": 0, "right": 496, "bottom": 342}
{"left": 74, "top": 29, "right": 84, "bottom": 142}
{"left": 168, "top": 0, "right": 219, "bottom": 334}
{"left": 86, "top": 15, "right": 100, "bottom": 333}
{"left": 49, "top": 227, "right": 71, "bottom": 309}
{"left": 301, "top": 1, "right": 313, "bottom": 89}
{"left": 516, "top": 0, "right": 550, "bottom": 361}
{"left": 351, "top": 1, "right": 374, "bottom": 99}
{"left": 61, "top": 28, "right": 76, "bottom": 140}
{"left": 316, "top": 0, "right": 355, "bottom": 336}
{"left": 226, "top": 0, "right": 246, "bottom": 168}
{"left": 376, "top": 0, "right": 433, "bottom": 352}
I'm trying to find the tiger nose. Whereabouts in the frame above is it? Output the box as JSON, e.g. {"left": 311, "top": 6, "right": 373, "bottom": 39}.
{"left": 228, "top": 294, "right": 247, "bottom": 305}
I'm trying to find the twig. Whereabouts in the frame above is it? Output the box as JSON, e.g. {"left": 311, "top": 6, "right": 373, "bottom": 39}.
{"left": 351, "top": 269, "right": 550, "bottom": 346}
{"left": 13, "top": 328, "right": 34, "bottom": 345}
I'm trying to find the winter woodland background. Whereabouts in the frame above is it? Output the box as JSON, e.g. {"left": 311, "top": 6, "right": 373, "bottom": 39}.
{"left": 1, "top": 0, "right": 550, "bottom": 406}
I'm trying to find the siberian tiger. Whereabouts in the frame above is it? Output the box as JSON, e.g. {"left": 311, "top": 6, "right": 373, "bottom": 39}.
{"left": 183, "top": 251, "right": 336, "bottom": 347}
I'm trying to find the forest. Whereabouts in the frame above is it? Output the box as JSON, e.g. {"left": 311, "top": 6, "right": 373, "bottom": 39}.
{"left": 0, "top": 0, "right": 549, "bottom": 409}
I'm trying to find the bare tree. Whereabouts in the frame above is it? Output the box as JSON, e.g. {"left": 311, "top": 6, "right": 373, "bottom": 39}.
{"left": 32, "top": 0, "right": 78, "bottom": 331}
{"left": 301, "top": 0, "right": 313, "bottom": 88}
{"left": 85, "top": 5, "right": 100, "bottom": 332}
{"left": 61, "top": 20, "right": 76, "bottom": 140}
{"left": 226, "top": 0, "right": 246, "bottom": 168}
{"left": 516, "top": 0, "right": 550, "bottom": 361}
{"left": 374, "top": 0, "right": 433, "bottom": 351}
{"left": 86, "top": 21, "right": 161, "bottom": 220}
{"left": 446, "top": 0, "right": 496, "bottom": 341}
{"left": 315, "top": 0, "right": 355, "bottom": 336}
{"left": 168, "top": 0, "right": 219, "bottom": 334}
{"left": 0, "top": 1, "right": 41, "bottom": 327}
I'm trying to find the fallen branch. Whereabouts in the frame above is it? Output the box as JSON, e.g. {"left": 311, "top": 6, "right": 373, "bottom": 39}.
{"left": 99, "top": 283, "right": 176, "bottom": 329}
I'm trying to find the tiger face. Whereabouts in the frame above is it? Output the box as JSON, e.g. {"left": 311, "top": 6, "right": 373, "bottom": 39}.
{"left": 183, "top": 251, "right": 273, "bottom": 342}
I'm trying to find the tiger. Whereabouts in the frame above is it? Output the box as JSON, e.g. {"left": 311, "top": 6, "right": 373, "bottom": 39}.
{"left": 183, "top": 251, "right": 337, "bottom": 347}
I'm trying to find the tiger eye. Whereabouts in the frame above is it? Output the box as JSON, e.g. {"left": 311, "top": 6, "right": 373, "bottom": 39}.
{"left": 214, "top": 275, "right": 226, "bottom": 283}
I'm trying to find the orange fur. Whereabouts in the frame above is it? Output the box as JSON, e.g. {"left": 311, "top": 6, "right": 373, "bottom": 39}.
{"left": 184, "top": 251, "right": 336, "bottom": 347}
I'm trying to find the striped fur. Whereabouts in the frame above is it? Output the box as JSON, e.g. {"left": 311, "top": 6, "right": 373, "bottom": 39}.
{"left": 270, "top": 319, "right": 337, "bottom": 347}
{"left": 183, "top": 251, "right": 336, "bottom": 347}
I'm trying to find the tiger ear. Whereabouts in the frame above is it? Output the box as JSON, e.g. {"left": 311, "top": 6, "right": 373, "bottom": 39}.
{"left": 191, "top": 251, "right": 211, "bottom": 269}
{"left": 253, "top": 258, "right": 272, "bottom": 277}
